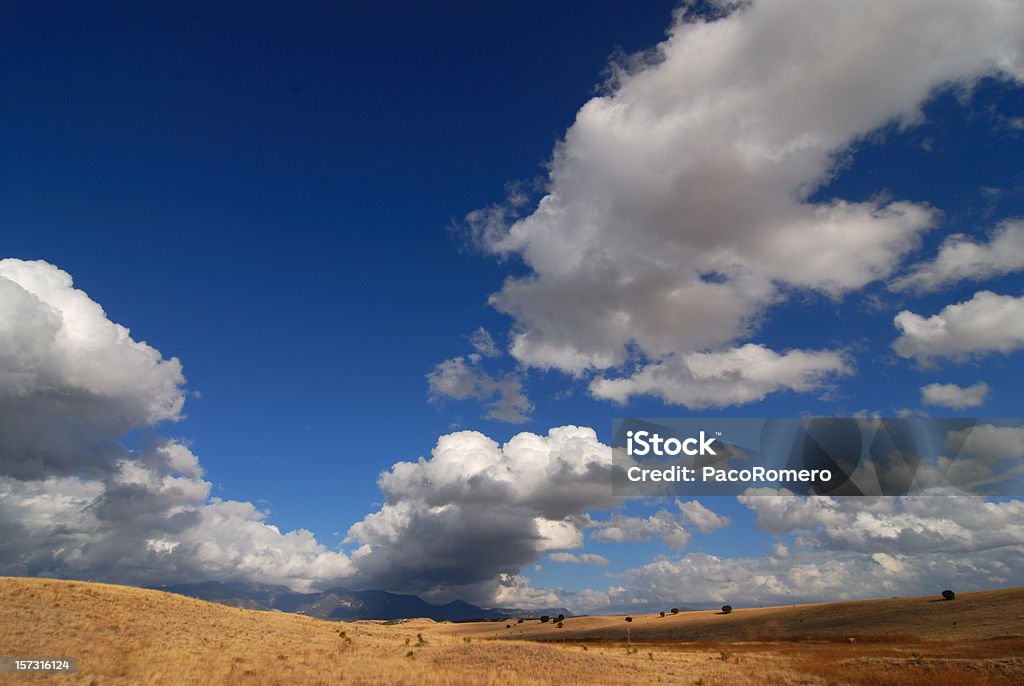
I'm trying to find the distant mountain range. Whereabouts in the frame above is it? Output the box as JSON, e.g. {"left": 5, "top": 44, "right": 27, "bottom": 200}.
{"left": 152, "top": 581, "right": 572, "bottom": 622}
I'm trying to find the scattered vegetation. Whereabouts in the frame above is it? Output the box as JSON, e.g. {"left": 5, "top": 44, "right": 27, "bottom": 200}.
{"left": 4, "top": 577, "right": 1023, "bottom": 686}
{"left": 721, "top": 605, "right": 733, "bottom": 614}
{"left": 942, "top": 589, "right": 956, "bottom": 601}
{"left": 540, "top": 615, "right": 550, "bottom": 623}
{"left": 671, "top": 608, "right": 680, "bottom": 614}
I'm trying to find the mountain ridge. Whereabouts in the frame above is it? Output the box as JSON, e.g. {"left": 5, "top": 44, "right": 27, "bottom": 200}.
{"left": 151, "top": 580, "right": 573, "bottom": 622}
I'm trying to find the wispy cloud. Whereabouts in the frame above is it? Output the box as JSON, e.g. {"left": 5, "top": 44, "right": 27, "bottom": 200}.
{"left": 426, "top": 355, "right": 532, "bottom": 423}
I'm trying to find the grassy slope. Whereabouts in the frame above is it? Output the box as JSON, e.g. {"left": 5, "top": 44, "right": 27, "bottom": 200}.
{"left": 438, "top": 587, "right": 1024, "bottom": 643}
{"left": 2, "top": 577, "right": 1023, "bottom": 686}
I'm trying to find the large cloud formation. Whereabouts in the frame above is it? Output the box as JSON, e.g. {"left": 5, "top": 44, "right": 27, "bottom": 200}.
{"left": 0, "top": 259, "right": 353, "bottom": 591}
{"left": 0, "top": 259, "right": 185, "bottom": 480}
{"left": 344, "top": 426, "right": 616, "bottom": 605}
{"left": 468, "top": 0, "right": 1024, "bottom": 407}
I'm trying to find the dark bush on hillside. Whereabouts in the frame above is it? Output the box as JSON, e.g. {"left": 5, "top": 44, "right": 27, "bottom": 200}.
{"left": 557, "top": 621, "right": 564, "bottom": 628}
{"left": 625, "top": 616, "right": 633, "bottom": 623}
{"left": 517, "top": 618, "right": 524, "bottom": 624}
{"left": 659, "top": 611, "right": 666, "bottom": 617}
{"left": 671, "top": 608, "right": 679, "bottom": 614}
{"left": 540, "top": 615, "right": 550, "bottom": 623}
{"left": 942, "top": 590, "right": 956, "bottom": 601}
{"left": 721, "top": 605, "right": 733, "bottom": 614}
{"left": 556, "top": 614, "right": 565, "bottom": 623}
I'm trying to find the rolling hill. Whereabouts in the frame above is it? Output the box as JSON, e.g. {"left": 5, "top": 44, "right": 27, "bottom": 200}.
{"left": 3, "top": 577, "right": 1022, "bottom": 685}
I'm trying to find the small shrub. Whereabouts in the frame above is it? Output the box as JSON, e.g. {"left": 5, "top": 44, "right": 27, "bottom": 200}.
{"left": 671, "top": 608, "right": 679, "bottom": 614}
{"left": 505, "top": 624, "right": 511, "bottom": 629}
{"left": 556, "top": 613, "right": 565, "bottom": 622}
{"left": 625, "top": 616, "right": 633, "bottom": 623}
{"left": 405, "top": 650, "right": 415, "bottom": 659}
{"left": 540, "top": 615, "right": 550, "bottom": 623}
{"left": 557, "top": 621, "right": 564, "bottom": 628}
{"left": 659, "top": 611, "right": 666, "bottom": 617}
{"left": 721, "top": 605, "right": 733, "bottom": 614}
{"left": 517, "top": 618, "right": 524, "bottom": 624}
{"left": 942, "top": 589, "right": 956, "bottom": 601}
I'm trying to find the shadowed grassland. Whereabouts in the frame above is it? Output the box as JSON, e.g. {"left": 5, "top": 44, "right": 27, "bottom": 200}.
{"left": 2, "top": 577, "right": 1022, "bottom": 685}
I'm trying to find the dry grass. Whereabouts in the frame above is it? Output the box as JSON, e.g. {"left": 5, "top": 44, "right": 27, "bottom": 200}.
{"left": 440, "top": 587, "right": 1024, "bottom": 644}
{"left": 2, "top": 577, "right": 1022, "bottom": 685}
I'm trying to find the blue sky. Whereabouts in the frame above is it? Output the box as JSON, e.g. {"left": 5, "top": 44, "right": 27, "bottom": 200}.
{"left": 2, "top": 0, "right": 1024, "bottom": 611}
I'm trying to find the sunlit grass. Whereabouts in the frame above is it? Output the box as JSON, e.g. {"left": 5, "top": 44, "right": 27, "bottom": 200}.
{"left": 2, "top": 577, "right": 1022, "bottom": 685}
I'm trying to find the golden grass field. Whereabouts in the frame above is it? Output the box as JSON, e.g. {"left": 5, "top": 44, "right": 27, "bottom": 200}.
{"left": 2, "top": 577, "right": 1022, "bottom": 685}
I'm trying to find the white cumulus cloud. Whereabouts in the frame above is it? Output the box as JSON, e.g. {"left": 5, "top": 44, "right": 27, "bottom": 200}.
{"left": 571, "top": 493, "right": 1024, "bottom": 611}
{"left": 739, "top": 491, "right": 1024, "bottom": 554}
{"left": 590, "top": 344, "right": 850, "bottom": 408}
{"left": 893, "top": 291, "right": 1024, "bottom": 364}
{"left": 465, "top": 0, "right": 1024, "bottom": 407}
{"left": 920, "top": 382, "right": 991, "bottom": 409}
{"left": 676, "top": 499, "right": 731, "bottom": 533}
{"left": 590, "top": 510, "right": 693, "bottom": 551}
{"left": 891, "top": 219, "right": 1024, "bottom": 292}
{"left": 946, "top": 424, "right": 1024, "bottom": 461}
{"left": 549, "top": 552, "right": 610, "bottom": 566}
{"left": 0, "top": 259, "right": 186, "bottom": 479}
{"left": 344, "top": 426, "right": 616, "bottom": 604}
{"left": 0, "top": 259, "right": 353, "bottom": 592}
